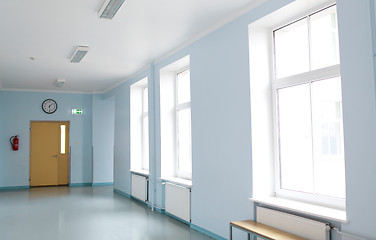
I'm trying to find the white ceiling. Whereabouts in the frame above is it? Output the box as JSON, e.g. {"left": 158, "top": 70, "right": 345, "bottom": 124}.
{"left": 0, "top": 0, "right": 260, "bottom": 93}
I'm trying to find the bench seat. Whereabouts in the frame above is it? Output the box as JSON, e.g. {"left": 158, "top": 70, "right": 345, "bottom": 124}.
{"left": 230, "top": 220, "right": 306, "bottom": 240}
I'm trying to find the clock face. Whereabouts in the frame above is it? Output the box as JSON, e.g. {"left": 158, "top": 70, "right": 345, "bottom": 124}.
{"left": 42, "top": 99, "right": 57, "bottom": 114}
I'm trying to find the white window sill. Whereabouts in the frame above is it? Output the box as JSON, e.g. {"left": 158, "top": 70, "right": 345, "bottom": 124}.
{"left": 160, "top": 177, "right": 192, "bottom": 188}
{"left": 250, "top": 196, "right": 347, "bottom": 223}
{"left": 130, "top": 169, "right": 149, "bottom": 177}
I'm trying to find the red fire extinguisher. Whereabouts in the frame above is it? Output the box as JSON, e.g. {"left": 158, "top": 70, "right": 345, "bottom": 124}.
{"left": 10, "top": 135, "right": 19, "bottom": 151}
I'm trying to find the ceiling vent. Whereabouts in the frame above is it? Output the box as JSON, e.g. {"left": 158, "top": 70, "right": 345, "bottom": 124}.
{"left": 70, "top": 46, "right": 89, "bottom": 63}
{"left": 54, "top": 79, "right": 66, "bottom": 88}
{"left": 99, "top": 0, "right": 126, "bottom": 19}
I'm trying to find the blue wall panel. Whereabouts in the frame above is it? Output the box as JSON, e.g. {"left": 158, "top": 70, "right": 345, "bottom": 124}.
{"left": 92, "top": 94, "right": 115, "bottom": 184}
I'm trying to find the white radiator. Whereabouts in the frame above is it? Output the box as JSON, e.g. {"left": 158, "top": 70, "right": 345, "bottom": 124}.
{"left": 165, "top": 182, "right": 191, "bottom": 222}
{"left": 256, "top": 206, "right": 330, "bottom": 240}
{"left": 131, "top": 174, "right": 148, "bottom": 202}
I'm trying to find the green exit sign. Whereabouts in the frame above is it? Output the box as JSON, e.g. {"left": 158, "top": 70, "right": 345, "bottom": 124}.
{"left": 72, "top": 109, "right": 83, "bottom": 115}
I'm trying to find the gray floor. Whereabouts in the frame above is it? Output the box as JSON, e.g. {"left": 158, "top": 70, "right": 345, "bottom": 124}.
{"left": 0, "top": 186, "right": 213, "bottom": 240}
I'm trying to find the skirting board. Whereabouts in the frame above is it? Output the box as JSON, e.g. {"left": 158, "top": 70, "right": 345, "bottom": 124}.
{"left": 114, "top": 188, "right": 166, "bottom": 213}
{"left": 0, "top": 186, "right": 30, "bottom": 191}
{"left": 154, "top": 207, "right": 165, "bottom": 214}
{"left": 0, "top": 183, "right": 112, "bottom": 189}
{"left": 69, "top": 183, "right": 92, "bottom": 187}
{"left": 165, "top": 212, "right": 190, "bottom": 225}
{"left": 114, "top": 188, "right": 131, "bottom": 198}
{"left": 92, "top": 182, "right": 114, "bottom": 186}
{"left": 114, "top": 188, "right": 225, "bottom": 240}
{"left": 190, "top": 224, "right": 227, "bottom": 240}
{"left": 69, "top": 182, "right": 114, "bottom": 187}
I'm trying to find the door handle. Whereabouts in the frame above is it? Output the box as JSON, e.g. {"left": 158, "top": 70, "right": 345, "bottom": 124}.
{"left": 52, "top": 155, "right": 58, "bottom": 159}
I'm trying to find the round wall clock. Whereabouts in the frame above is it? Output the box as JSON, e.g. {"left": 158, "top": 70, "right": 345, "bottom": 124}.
{"left": 42, "top": 99, "right": 58, "bottom": 114}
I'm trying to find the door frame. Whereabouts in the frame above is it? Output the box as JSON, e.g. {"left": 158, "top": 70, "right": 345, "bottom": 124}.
{"left": 29, "top": 121, "right": 71, "bottom": 186}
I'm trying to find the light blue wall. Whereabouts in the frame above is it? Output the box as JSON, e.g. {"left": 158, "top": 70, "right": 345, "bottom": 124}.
{"left": 108, "top": 0, "right": 376, "bottom": 239}
{"left": 336, "top": 0, "right": 376, "bottom": 237}
{"left": 188, "top": 16, "right": 253, "bottom": 237}
{"left": 0, "top": 90, "right": 93, "bottom": 186}
{"left": 106, "top": 83, "right": 131, "bottom": 194}
{"left": 0, "top": 92, "right": 3, "bottom": 181}
{"left": 105, "top": 69, "right": 152, "bottom": 195}
{"left": 92, "top": 94, "right": 115, "bottom": 184}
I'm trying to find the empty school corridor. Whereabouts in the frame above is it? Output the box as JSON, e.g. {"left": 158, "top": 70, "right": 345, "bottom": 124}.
{"left": 0, "top": 186, "right": 212, "bottom": 240}
{"left": 1, "top": 0, "right": 376, "bottom": 239}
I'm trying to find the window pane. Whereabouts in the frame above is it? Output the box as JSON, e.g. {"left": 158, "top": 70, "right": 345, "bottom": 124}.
{"left": 143, "top": 86, "right": 148, "bottom": 113}
{"left": 274, "top": 18, "right": 310, "bottom": 79}
{"left": 177, "top": 108, "right": 192, "bottom": 176}
{"left": 142, "top": 115, "right": 149, "bottom": 171}
{"left": 278, "top": 84, "right": 313, "bottom": 193}
{"left": 310, "top": 5, "right": 340, "bottom": 70}
{"left": 311, "top": 77, "right": 345, "bottom": 198}
{"left": 60, "top": 125, "right": 66, "bottom": 154}
{"left": 177, "top": 69, "right": 191, "bottom": 104}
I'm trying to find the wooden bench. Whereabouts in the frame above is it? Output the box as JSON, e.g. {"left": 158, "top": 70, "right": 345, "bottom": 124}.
{"left": 230, "top": 220, "right": 306, "bottom": 240}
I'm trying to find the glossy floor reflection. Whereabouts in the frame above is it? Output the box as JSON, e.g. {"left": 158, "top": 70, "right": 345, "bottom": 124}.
{"left": 0, "top": 186, "right": 212, "bottom": 240}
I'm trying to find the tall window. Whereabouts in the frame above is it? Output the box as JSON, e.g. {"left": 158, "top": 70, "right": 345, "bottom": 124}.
{"left": 273, "top": 5, "right": 345, "bottom": 204}
{"left": 160, "top": 55, "right": 192, "bottom": 182}
{"left": 130, "top": 78, "right": 149, "bottom": 173}
{"left": 176, "top": 69, "right": 192, "bottom": 179}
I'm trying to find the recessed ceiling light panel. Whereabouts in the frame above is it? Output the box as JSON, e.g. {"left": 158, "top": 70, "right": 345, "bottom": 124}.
{"left": 99, "top": 0, "right": 126, "bottom": 19}
{"left": 70, "top": 46, "right": 89, "bottom": 63}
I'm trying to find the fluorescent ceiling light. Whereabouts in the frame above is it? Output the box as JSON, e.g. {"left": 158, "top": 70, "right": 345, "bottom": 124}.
{"left": 70, "top": 46, "right": 89, "bottom": 63}
{"left": 54, "top": 79, "right": 66, "bottom": 88}
{"left": 99, "top": 0, "right": 126, "bottom": 19}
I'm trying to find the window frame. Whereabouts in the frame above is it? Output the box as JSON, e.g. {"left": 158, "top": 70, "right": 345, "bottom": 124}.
{"left": 130, "top": 77, "right": 149, "bottom": 175}
{"left": 141, "top": 85, "right": 149, "bottom": 171}
{"left": 271, "top": 4, "right": 346, "bottom": 209}
{"left": 60, "top": 124, "right": 67, "bottom": 155}
{"left": 175, "top": 68, "right": 192, "bottom": 180}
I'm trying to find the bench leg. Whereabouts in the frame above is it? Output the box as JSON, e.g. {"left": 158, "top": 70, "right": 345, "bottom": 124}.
{"left": 229, "top": 225, "right": 232, "bottom": 240}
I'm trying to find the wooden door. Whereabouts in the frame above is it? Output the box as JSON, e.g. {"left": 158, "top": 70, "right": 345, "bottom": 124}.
{"left": 30, "top": 121, "right": 69, "bottom": 186}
